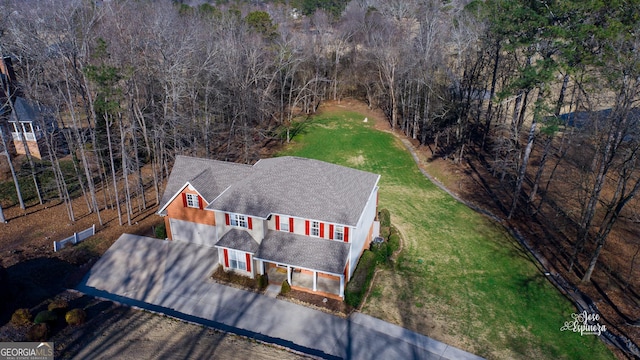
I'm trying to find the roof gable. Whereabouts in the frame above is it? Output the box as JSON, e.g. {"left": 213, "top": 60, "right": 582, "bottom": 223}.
{"left": 157, "top": 156, "right": 253, "bottom": 213}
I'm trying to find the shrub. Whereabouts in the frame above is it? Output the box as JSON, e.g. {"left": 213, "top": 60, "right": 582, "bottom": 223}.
{"left": 34, "top": 310, "right": 57, "bottom": 324}
{"left": 379, "top": 226, "right": 390, "bottom": 241}
{"left": 372, "top": 242, "right": 389, "bottom": 263}
{"left": 280, "top": 280, "right": 291, "bottom": 295}
{"left": 11, "top": 308, "right": 32, "bottom": 326}
{"left": 388, "top": 233, "right": 400, "bottom": 254}
{"left": 48, "top": 299, "right": 69, "bottom": 312}
{"left": 27, "top": 323, "right": 49, "bottom": 341}
{"left": 389, "top": 226, "right": 398, "bottom": 236}
{"left": 378, "top": 208, "right": 391, "bottom": 228}
{"left": 155, "top": 222, "right": 167, "bottom": 239}
{"left": 65, "top": 308, "right": 87, "bottom": 326}
{"left": 256, "top": 274, "right": 268, "bottom": 290}
{"left": 345, "top": 250, "right": 377, "bottom": 308}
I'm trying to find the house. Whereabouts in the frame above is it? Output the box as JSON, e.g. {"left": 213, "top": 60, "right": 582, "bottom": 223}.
{"left": 0, "top": 56, "right": 58, "bottom": 159}
{"left": 157, "top": 155, "right": 381, "bottom": 299}
{"left": 7, "top": 97, "right": 57, "bottom": 159}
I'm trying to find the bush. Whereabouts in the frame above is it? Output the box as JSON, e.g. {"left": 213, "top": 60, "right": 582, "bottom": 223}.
{"left": 256, "top": 274, "right": 268, "bottom": 290}
{"left": 372, "top": 242, "right": 389, "bottom": 263}
{"left": 379, "top": 226, "right": 390, "bottom": 241}
{"left": 65, "top": 308, "right": 87, "bottom": 326}
{"left": 379, "top": 209, "right": 391, "bottom": 228}
{"left": 388, "top": 233, "right": 400, "bottom": 254}
{"left": 27, "top": 323, "right": 49, "bottom": 341}
{"left": 280, "top": 280, "right": 291, "bottom": 295}
{"left": 34, "top": 310, "right": 57, "bottom": 324}
{"left": 11, "top": 308, "right": 32, "bottom": 326}
{"left": 155, "top": 222, "right": 167, "bottom": 239}
{"left": 345, "top": 250, "right": 377, "bottom": 308}
{"left": 48, "top": 299, "right": 69, "bottom": 312}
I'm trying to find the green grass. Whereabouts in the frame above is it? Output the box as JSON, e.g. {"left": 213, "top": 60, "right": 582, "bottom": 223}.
{"left": 279, "top": 110, "right": 615, "bottom": 359}
{"left": 0, "top": 159, "right": 84, "bottom": 208}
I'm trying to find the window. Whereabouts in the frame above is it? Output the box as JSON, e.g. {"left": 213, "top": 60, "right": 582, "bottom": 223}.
{"left": 280, "top": 217, "right": 289, "bottom": 232}
{"left": 310, "top": 221, "right": 319, "bottom": 237}
{"left": 186, "top": 193, "right": 199, "bottom": 208}
{"left": 334, "top": 226, "right": 344, "bottom": 241}
{"left": 228, "top": 250, "right": 246, "bottom": 271}
{"left": 231, "top": 214, "right": 247, "bottom": 228}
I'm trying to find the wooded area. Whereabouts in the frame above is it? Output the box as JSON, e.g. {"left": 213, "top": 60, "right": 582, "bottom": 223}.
{"left": 0, "top": 0, "right": 638, "bottom": 329}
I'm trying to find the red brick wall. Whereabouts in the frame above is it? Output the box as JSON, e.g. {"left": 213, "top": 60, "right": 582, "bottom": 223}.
{"left": 164, "top": 187, "right": 215, "bottom": 240}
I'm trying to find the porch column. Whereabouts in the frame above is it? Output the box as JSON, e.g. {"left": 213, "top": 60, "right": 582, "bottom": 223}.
{"left": 339, "top": 275, "right": 344, "bottom": 298}
{"left": 260, "top": 260, "right": 265, "bottom": 275}
{"left": 313, "top": 271, "right": 317, "bottom": 291}
{"left": 287, "top": 266, "right": 292, "bottom": 285}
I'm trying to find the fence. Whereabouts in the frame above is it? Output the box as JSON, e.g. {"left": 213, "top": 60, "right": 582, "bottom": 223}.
{"left": 53, "top": 224, "right": 95, "bottom": 252}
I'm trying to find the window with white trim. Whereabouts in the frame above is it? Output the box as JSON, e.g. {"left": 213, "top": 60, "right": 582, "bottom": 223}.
{"left": 334, "top": 226, "right": 344, "bottom": 241}
{"left": 230, "top": 213, "right": 247, "bottom": 228}
{"left": 280, "top": 217, "right": 289, "bottom": 232}
{"left": 186, "top": 193, "right": 200, "bottom": 208}
{"left": 310, "top": 221, "right": 319, "bottom": 237}
{"left": 228, "top": 250, "right": 246, "bottom": 271}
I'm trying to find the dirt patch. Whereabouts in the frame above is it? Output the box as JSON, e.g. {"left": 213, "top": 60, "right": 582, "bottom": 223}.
{"left": 279, "top": 289, "right": 352, "bottom": 317}
{"left": 347, "top": 153, "right": 366, "bottom": 167}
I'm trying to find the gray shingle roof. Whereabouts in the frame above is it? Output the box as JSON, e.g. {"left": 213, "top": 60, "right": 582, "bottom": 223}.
{"left": 159, "top": 155, "right": 380, "bottom": 226}
{"left": 210, "top": 156, "right": 379, "bottom": 226}
{"left": 158, "top": 156, "right": 253, "bottom": 213}
{"left": 255, "top": 230, "right": 349, "bottom": 274}
{"left": 9, "top": 97, "right": 57, "bottom": 130}
{"left": 215, "top": 229, "right": 260, "bottom": 254}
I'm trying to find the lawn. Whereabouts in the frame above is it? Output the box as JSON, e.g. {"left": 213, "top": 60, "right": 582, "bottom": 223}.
{"left": 279, "top": 109, "right": 615, "bottom": 359}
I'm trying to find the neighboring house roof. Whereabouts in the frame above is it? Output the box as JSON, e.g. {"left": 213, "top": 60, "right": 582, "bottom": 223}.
{"left": 255, "top": 230, "right": 350, "bottom": 275}
{"left": 8, "top": 97, "right": 57, "bottom": 130}
{"left": 158, "top": 156, "right": 253, "bottom": 215}
{"left": 216, "top": 229, "right": 260, "bottom": 254}
{"left": 159, "top": 155, "right": 380, "bottom": 226}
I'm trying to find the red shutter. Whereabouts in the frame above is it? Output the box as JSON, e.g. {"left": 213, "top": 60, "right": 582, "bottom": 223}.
{"left": 223, "top": 249, "right": 229, "bottom": 267}
{"left": 320, "top": 223, "right": 325, "bottom": 238}
{"left": 225, "top": 213, "right": 230, "bottom": 226}
{"left": 248, "top": 217, "right": 253, "bottom": 230}
{"left": 246, "top": 253, "right": 251, "bottom": 272}
{"left": 198, "top": 196, "right": 204, "bottom": 210}
{"left": 344, "top": 227, "right": 349, "bottom": 242}
{"left": 182, "top": 193, "right": 187, "bottom": 207}
{"left": 275, "top": 215, "right": 280, "bottom": 230}
{"left": 289, "top": 218, "right": 294, "bottom": 233}
{"left": 329, "top": 224, "right": 334, "bottom": 240}
{"left": 305, "top": 220, "right": 310, "bottom": 235}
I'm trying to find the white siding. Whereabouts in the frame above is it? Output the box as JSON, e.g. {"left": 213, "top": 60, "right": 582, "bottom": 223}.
{"left": 349, "top": 186, "right": 379, "bottom": 279}
{"left": 214, "top": 212, "right": 264, "bottom": 245}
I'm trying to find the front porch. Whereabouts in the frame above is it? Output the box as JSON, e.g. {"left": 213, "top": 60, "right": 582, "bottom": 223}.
{"left": 266, "top": 265, "right": 342, "bottom": 300}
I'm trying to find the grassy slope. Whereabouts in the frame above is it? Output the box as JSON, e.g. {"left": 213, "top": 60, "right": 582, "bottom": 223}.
{"left": 280, "top": 110, "right": 614, "bottom": 359}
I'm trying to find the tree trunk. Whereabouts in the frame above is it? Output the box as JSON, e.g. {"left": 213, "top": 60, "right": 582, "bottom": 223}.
{"left": 528, "top": 135, "right": 552, "bottom": 207}
{"left": 482, "top": 41, "right": 501, "bottom": 150}
{"left": 119, "top": 115, "right": 132, "bottom": 225}
{"left": 508, "top": 87, "right": 542, "bottom": 219}
{"left": 0, "top": 127, "right": 25, "bottom": 210}
{"left": 105, "top": 115, "right": 122, "bottom": 226}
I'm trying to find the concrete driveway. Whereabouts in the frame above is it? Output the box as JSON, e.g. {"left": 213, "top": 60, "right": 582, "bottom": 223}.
{"left": 78, "top": 234, "right": 483, "bottom": 360}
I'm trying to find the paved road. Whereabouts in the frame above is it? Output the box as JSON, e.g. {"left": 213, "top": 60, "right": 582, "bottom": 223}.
{"left": 77, "top": 234, "right": 484, "bottom": 360}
